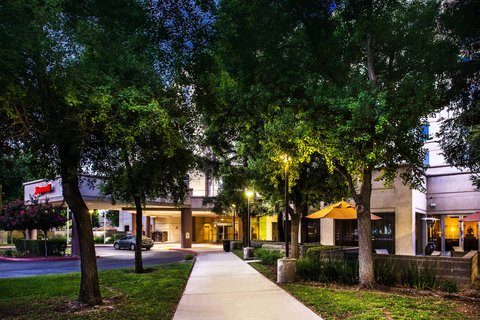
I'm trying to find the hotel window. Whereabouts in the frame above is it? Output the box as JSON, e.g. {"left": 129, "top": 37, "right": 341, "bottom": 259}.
{"left": 421, "top": 123, "right": 430, "bottom": 141}
{"left": 424, "top": 150, "right": 430, "bottom": 166}
{"left": 335, "top": 212, "right": 395, "bottom": 254}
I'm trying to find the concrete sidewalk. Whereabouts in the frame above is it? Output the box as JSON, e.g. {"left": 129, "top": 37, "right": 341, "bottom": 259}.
{"left": 173, "top": 252, "right": 322, "bottom": 320}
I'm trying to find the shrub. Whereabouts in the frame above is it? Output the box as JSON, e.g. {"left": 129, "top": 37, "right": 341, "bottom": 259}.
{"left": 105, "top": 237, "right": 115, "bottom": 244}
{"left": 254, "top": 248, "right": 283, "bottom": 266}
{"left": 375, "top": 259, "right": 397, "bottom": 286}
{"left": 184, "top": 253, "right": 194, "bottom": 261}
{"left": 305, "top": 246, "right": 341, "bottom": 261}
{"left": 402, "top": 262, "right": 438, "bottom": 290}
{"left": 296, "top": 256, "right": 321, "bottom": 281}
{"left": 439, "top": 279, "right": 459, "bottom": 293}
{"left": 231, "top": 241, "right": 243, "bottom": 250}
{"left": 94, "top": 236, "right": 105, "bottom": 244}
{"left": 0, "top": 249, "right": 14, "bottom": 257}
{"left": 296, "top": 254, "right": 359, "bottom": 285}
{"left": 14, "top": 239, "right": 67, "bottom": 256}
{"left": 112, "top": 233, "right": 127, "bottom": 241}
{"left": 337, "top": 259, "right": 359, "bottom": 285}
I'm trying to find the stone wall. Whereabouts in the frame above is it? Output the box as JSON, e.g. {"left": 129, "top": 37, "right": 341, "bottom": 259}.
{"left": 374, "top": 250, "right": 478, "bottom": 287}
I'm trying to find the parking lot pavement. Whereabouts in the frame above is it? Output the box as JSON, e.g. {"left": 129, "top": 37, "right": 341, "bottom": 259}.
{"left": 0, "top": 246, "right": 186, "bottom": 278}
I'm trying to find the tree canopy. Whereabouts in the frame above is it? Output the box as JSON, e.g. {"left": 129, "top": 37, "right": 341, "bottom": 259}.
{"left": 196, "top": 0, "right": 459, "bottom": 285}
{"left": 438, "top": 0, "right": 480, "bottom": 189}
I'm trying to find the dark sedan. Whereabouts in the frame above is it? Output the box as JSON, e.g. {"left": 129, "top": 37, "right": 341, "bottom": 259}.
{"left": 114, "top": 235, "right": 154, "bottom": 251}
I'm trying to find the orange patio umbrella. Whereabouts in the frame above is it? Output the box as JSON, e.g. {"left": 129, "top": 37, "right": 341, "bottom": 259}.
{"left": 306, "top": 200, "right": 382, "bottom": 220}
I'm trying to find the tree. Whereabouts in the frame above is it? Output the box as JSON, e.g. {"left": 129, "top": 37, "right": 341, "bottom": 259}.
{"left": 29, "top": 198, "right": 67, "bottom": 256}
{"left": 200, "top": 0, "right": 458, "bottom": 287}
{"left": 0, "top": 199, "right": 35, "bottom": 236}
{"left": 87, "top": 1, "right": 211, "bottom": 274}
{"left": 106, "top": 210, "right": 119, "bottom": 228}
{"left": 91, "top": 210, "right": 100, "bottom": 229}
{"left": 437, "top": 0, "right": 480, "bottom": 189}
{"left": 0, "top": 0, "right": 115, "bottom": 305}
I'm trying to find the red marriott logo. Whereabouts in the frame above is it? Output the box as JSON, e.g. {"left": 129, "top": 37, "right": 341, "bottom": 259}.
{"left": 34, "top": 183, "right": 53, "bottom": 195}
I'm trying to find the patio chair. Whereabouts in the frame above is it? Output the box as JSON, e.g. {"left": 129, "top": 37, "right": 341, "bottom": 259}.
{"left": 430, "top": 250, "right": 441, "bottom": 256}
{"left": 452, "top": 246, "right": 464, "bottom": 252}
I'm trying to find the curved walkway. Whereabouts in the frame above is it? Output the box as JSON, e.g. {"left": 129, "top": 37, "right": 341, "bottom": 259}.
{"left": 173, "top": 251, "right": 322, "bottom": 320}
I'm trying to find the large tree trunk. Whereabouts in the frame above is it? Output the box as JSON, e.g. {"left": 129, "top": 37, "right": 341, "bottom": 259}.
{"left": 356, "top": 169, "right": 375, "bottom": 288}
{"left": 290, "top": 205, "right": 301, "bottom": 259}
{"left": 60, "top": 148, "right": 102, "bottom": 305}
{"left": 241, "top": 213, "right": 248, "bottom": 247}
{"left": 133, "top": 195, "right": 144, "bottom": 273}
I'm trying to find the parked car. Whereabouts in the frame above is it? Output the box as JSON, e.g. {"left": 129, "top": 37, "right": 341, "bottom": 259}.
{"left": 113, "top": 235, "right": 154, "bottom": 250}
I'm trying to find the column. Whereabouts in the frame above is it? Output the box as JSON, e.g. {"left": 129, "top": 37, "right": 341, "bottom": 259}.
{"left": 440, "top": 215, "right": 445, "bottom": 254}
{"left": 181, "top": 208, "right": 192, "bottom": 248}
{"left": 146, "top": 216, "right": 151, "bottom": 238}
{"left": 132, "top": 213, "right": 136, "bottom": 236}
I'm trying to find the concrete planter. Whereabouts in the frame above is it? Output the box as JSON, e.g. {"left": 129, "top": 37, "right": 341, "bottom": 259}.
{"left": 243, "top": 246, "right": 254, "bottom": 259}
{"left": 277, "top": 257, "right": 297, "bottom": 283}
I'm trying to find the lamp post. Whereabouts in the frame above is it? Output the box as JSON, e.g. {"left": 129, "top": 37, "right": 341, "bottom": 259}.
{"left": 231, "top": 204, "right": 236, "bottom": 241}
{"left": 282, "top": 155, "right": 290, "bottom": 258}
{"left": 245, "top": 190, "right": 254, "bottom": 248}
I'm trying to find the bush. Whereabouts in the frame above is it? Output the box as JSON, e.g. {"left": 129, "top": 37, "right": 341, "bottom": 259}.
{"left": 375, "top": 259, "right": 397, "bottom": 286}
{"left": 230, "top": 241, "right": 243, "bottom": 250}
{"left": 254, "top": 248, "right": 283, "bottom": 266}
{"left": 296, "top": 256, "right": 321, "bottom": 281}
{"left": 112, "top": 233, "right": 127, "bottom": 241}
{"left": 439, "top": 279, "right": 458, "bottom": 293}
{"left": 304, "top": 246, "right": 341, "bottom": 261}
{"left": 0, "top": 249, "right": 14, "bottom": 257}
{"left": 14, "top": 239, "right": 67, "bottom": 256}
{"left": 184, "top": 253, "right": 194, "bottom": 261}
{"left": 296, "top": 254, "right": 358, "bottom": 285}
{"left": 94, "top": 236, "right": 105, "bottom": 244}
{"left": 402, "top": 262, "right": 438, "bottom": 290}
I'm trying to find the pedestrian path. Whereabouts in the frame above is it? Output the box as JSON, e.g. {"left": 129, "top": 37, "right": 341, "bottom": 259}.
{"left": 173, "top": 251, "right": 322, "bottom": 320}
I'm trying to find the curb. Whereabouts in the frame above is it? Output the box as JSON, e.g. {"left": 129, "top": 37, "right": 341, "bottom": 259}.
{"left": 0, "top": 256, "right": 80, "bottom": 262}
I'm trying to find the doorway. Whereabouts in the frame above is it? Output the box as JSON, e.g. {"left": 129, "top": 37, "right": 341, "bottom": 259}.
{"left": 415, "top": 212, "right": 425, "bottom": 255}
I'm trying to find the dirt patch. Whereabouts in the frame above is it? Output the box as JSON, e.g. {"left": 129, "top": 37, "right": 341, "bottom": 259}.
{"left": 67, "top": 296, "right": 124, "bottom": 315}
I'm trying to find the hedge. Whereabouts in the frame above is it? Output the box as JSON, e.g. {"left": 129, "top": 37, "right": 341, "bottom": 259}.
{"left": 15, "top": 239, "right": 67, "bottom": 257}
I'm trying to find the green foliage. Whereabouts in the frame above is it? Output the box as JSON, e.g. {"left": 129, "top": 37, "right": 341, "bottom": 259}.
{"left": 437, "top": 0, "right": 480, "bottom": 190}
{"left": 93, "top": 236, "right": 105, "bottom": 244}
{"left": 14, "top": 239, "right": 67, "bottom": 257}
{"left": 91, "top": 210, "right": 100, "bottom": 229}
{"left": 439, "top": 279, "right": 459, "bottom": 293}
{"left": 184, "top": 253, "right": 194, "bottom": 261}
{"left": 296, "top": 256, "right": 321, "bottom": 281}
{"left": 296, "top": 254, "right": 358, "bottom": 285}
{"left": 304, "top": 246, "right": 341, "bottom": 261}
{"left": 106, "top": 210, "right": 120, "bottom": 227}
{"left": 254, "top": 248, "right": 283, "bottom": 266}
{"left": 402, "top": 262, "right": 438, "bottom": 290}
{"left": 374, "top": 259, "right": 398, "bottom": 286}
{"left": 0, "top": 263, "right": 193, "bottom": 319}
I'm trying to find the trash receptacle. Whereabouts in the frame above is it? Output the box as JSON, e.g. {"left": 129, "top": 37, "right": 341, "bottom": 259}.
{"left": 223, "top": 239, "right": 231, "bottom": 252}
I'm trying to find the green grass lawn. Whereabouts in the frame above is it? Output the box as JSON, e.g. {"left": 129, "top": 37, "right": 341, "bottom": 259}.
{"left": 0, "top": 262, "right": 192, "bottom": 320}
{"left": 249, "top": 262, "right": 477, "bottom": 320}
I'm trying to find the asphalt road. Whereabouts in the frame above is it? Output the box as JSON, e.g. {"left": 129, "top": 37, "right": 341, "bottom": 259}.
{"left": 0, "top": 246, "right": 186, "bottom": 278}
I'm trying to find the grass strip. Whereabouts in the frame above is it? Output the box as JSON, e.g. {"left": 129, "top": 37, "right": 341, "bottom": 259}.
{"left": 250, "top": 262, "right": 472, "bottom": 320}
{"left": 0, "top": 262, "right": 192, "bottom": 320}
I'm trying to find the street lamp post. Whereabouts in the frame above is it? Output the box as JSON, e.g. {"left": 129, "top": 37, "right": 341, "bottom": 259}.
{"left": 232, "top": 204, "right": 236, "bottom": 241}
{"left": 245, "top": 190, "right": 254, "bottom": 248}
{"left": 283, "top": 155, "right": 290, "bottom": 258}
